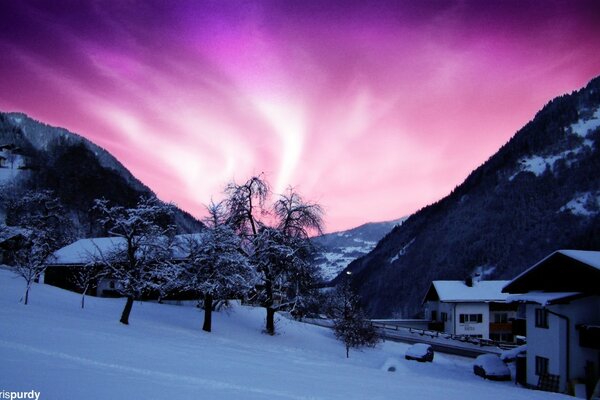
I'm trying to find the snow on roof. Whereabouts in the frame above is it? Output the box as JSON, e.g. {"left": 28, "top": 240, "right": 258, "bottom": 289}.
{"left": 506, "top": 292, "right": 583, "bottom": 306}
{"left": 50, "top": 234, "right": 206, "bottom": 265}
{"left": 51, "top": 237, "right": 126, "bottom": 265}
{"left": 430, "top": 280, "right": 511, "bottom": 303}
{"left": 557, "top": 250, "right": 600, "bottom": 270}
{"left": 504, "top": 249, "right": 600, "bottom": 291}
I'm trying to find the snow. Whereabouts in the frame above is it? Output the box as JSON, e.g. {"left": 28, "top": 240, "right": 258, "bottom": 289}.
{"left": 51, "top": 234, "right": 205, "bottom": 265}
{"left": 559, "top": 191, "right": 600, "bottom": 217}
{"left": 405, "top": 343, "right": 432, "bottom": 358}
{"left": 569, "top": 107, "right": 600, "bottom": 137}
{"left": 500, "top": 345, "right": 526, "bottom": 362}
{"left": 430, "top": 280, "right": 511, "bottom": 302}
{"left": 0, "top": 269, "right": 567, "bottom": 400}
{"left": 473, "top": 354, "right": 511, "bottom": 377}
{"left": 509, "top": 149, "right": 578, "bottom": 180}
{"left": 558, "top": 249, "right": 600, "bottom": 270}
{"left": 52, "top": 237, "right": 126, "bottom": 264}
{"left": 389, "top": 238, "right": 415, "bottom": 263}
{"left": 509, "top": 107, "right": 599, "bottom": 182}
{"left": 506, "top": 292, "right": 582, "bottom": 306}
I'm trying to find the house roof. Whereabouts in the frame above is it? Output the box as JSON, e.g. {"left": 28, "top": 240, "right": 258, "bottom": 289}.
{"left": 503, "top": 250, "right": 600, "bottom": 294}
{"left": 506, "top": 292, "right": 585, "bottom": 306}
{"left": 49, "top": 234, "right": 205, "bottom": 266}
{"left": 422, "top": 280, "right": 511, "bottom": 304}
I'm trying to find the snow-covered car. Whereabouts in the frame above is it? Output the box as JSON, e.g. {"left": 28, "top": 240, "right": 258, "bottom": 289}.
{"left": 499, "top": 344, "right": 527, "bottom": 363}
{"left": 405, "top": 343, "right": 434, "bottom": 362}
{"left": 473, "top": 354, "right": 511, "bottom": 381}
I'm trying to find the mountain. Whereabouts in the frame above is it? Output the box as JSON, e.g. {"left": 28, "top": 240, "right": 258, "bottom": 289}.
{"left": 344, "top": 76, "right": 600, "bottom": 318}
{"left": 312, "top": 218, "right": 406, "bottom": 281}
{"left": 0, "top": 112, "right": 203, "bottom": 235}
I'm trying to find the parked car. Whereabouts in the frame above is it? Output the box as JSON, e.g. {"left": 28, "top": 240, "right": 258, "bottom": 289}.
{"left": 405, "top": 343, "right": 434, "bottom": 362}
{"left": 473, "top": 354, "right": 511, "bottom": 381}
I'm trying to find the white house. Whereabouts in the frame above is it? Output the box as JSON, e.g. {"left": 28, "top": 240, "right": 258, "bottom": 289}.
{"left": 503, "top": 250, "right": 600, "bottom": 394}
{"left": 422, "top": 279, "right": 517, "bottom": 342}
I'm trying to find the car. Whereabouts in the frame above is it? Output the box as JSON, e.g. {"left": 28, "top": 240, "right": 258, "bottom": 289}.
{"left": 405, "top": 343, "right": 434, "bottom": 362}
{"left": 473, "top": 354, "right": 511, "bottom": 381}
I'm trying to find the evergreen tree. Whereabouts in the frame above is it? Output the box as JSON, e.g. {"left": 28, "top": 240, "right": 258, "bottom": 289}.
{"left": 329, "top": 277, "right": 379, "bottom": 358}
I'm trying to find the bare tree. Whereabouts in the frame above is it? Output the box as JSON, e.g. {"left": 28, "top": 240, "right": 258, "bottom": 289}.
{"left": 92, "top": 197, "right": 176, "bottom": 324}
{"left": 182, "top": 201, "right": 254, "bottom": 332}
{"left": 70, "top": 262, "right": 107, "bottom": 309}
{"left": 5, "top": 190, "right": 73, "bottom": 305}
{"left": 223, "top": 176, "right": 324, "bottom": 335}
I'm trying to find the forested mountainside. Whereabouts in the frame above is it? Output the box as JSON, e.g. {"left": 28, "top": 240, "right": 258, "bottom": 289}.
{"left": 0, "top": 112, "right": 203, "bottom": 236}
{"left": 343, "top": 76, "right": 600, "bottom": 318}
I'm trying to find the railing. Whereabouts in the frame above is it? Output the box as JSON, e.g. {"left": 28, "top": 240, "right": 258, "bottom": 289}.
{"left": 489, "top": 322, "right": 513, "bottom": 333}
{"left": 371, "top": 322, "right": 518, "bottom": 350}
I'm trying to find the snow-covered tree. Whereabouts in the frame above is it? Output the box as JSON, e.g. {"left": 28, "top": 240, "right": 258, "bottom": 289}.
{"left": 223, "top": 176, "right": 323, "bottom": 335}
{"left": 182, "top": 201, "right": 254, "bottom": 332}
{"left": 92, "top": 196, "right": 176, "bottom": 324}
{"left": 70, "top": 262, "right": 107, "bottom": 309}
{"left": 329, "top": 278, "right": 379, "bottom": 358}
{"left": 4, "top": 190, "right": 73, "bottom": 305}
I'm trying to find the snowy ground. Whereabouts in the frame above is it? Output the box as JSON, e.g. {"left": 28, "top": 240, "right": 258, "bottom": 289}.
{"left": 0, "top": 269, "right": 566, "bottom": 400}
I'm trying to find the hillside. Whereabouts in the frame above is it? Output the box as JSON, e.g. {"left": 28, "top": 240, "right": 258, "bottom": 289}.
{"left": 0, "top": 268, "right": 565, "bottom": 400}
{"left": 312, "top": 218, "right": 405, "bottom": 281}
{"left": 346, "top": 75, "right": 600, "bottom": 318}
{"left": 0, "top": 112, "right": 203, "bottom": 235}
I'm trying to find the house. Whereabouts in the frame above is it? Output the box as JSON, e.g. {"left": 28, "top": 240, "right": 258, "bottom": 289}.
{"left": 45, "top": 235, "right": 202, "bottom": 298}
{"left": 422, "top": 279, "right": 517, "bottom": 342}
{"left": 503, "top": 250, "right": 600, "bottom": 394}
{"left": 0, "top": 155, "right": 6, "bottom": 168}
{"left": 0, "top": 227, "right": 29, "bottom": 265}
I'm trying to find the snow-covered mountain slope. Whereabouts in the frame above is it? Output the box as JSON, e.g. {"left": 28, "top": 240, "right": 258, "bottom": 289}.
{"left": 312, "top": 218, "right": 406, "bottom": 282}
{"left": 3, "top": 112, "right": 145, "bottom": 191}
{"left": 0, "top": 112, "right": 203, "bottom": 234}
{"left": 348, "top": 75, "right": 600, "bottom": 318}
{"left": 0, "top": 269, "right": 565, "bottom": 400}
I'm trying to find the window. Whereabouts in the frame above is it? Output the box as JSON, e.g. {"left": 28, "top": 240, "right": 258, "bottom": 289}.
{"left": 535, "top": 308, "right": 549, "bottom": 328}
{"left": 441, "top": 312, "right": 448, "bottom": 322}
{"left": 431, "top": 310, "right": 437, "bottom": 321}
{"left": 459, "top": 314, "right": 483, "bottom": 323}
{"left": 109, "top": 281, "right": 116, "bottom": 289}
{"left": 494, "top": 313, "right": 508, "bottom": 323}
{"left": 535, "top": 356, "right": 549, "bottom": 376}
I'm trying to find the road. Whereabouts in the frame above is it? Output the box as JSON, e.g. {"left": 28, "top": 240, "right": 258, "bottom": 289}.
{"left": 303, "top": 318, "right": 505, "bottom": 358}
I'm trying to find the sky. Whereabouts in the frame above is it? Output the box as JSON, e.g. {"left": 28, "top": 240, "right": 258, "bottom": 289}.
{"left": 1, "top": 1, "right": 599, "bottom": 233}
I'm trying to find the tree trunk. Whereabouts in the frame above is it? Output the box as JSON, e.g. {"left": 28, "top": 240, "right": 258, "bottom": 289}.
{"left": 266, "top": 307, "right": 275, "bottom": 335}
{"left": 81, "top": 284, "right": 88, "bottom": 309}
{"left": 203, "top": 293, "right": 213, "bottom": 332}
{"left": 120, "top": 296, "right": 134, "bottom": 325}
{"left": 265, "top": 278, "right": 275, "bottom": 335}
{"left": 24, "top": 284, "right": 30, "bottom": 305}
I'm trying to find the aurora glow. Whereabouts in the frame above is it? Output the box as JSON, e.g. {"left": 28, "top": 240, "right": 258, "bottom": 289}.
{"left": 1, "top": 1, "right": 599, "bottom": 232}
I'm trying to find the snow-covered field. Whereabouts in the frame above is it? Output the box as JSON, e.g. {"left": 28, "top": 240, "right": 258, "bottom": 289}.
{"left": 0, "top": 269, "right": 565, "bottom": 400}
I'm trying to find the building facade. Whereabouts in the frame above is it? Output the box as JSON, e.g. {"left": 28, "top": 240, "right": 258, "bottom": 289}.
{"left": 423, "top": 280, "right": 517, "bottom": 341}
{"left": 504, "top": 250, "right": 600, "bottom": 394}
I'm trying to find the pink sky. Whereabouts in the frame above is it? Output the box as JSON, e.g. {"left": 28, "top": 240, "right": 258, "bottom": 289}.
{"left": 1, "top": 1, "right": 599, "bottom": 232}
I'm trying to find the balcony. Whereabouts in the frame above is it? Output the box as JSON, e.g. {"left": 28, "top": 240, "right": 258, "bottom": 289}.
{"left": 489, "top": 322, "right": 513, "bottom": 333}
